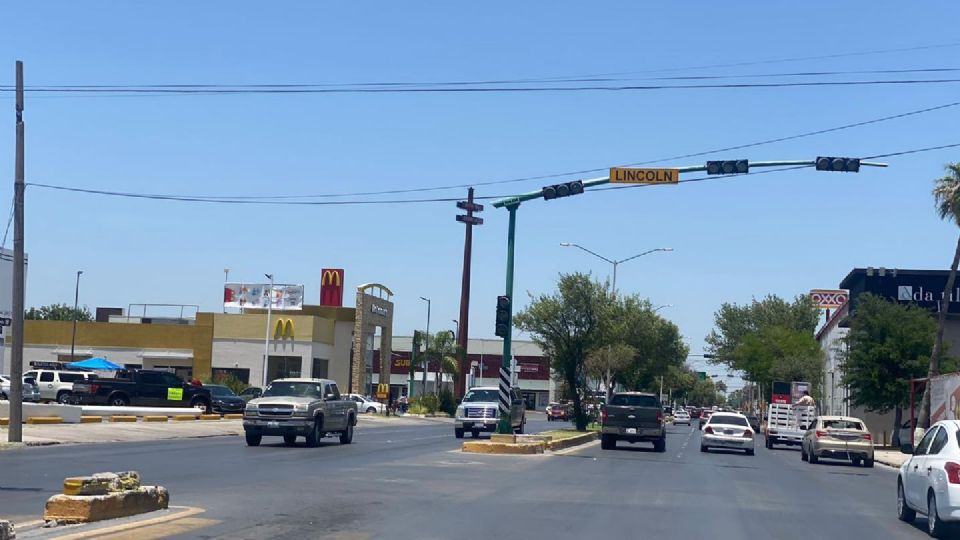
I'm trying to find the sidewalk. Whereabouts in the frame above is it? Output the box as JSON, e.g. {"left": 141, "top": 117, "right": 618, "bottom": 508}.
{"left": 874, "top": 448, "right": 909, "bottom": 468}
{"left": 0, "top": 413, "right": 449, "bottom": 447}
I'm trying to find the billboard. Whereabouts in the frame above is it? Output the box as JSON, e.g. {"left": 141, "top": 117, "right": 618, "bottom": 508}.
{"left": 810, "top": 289, "right": 848, "bottom": 310}
{"left": 223, "top": 283, "right": 303, "bottom": 310}
{"left": 931, "top": 373, "right": 960, "bottom": 424}
{"left": 320, "top": 269, "right": 345, "bottom": 307}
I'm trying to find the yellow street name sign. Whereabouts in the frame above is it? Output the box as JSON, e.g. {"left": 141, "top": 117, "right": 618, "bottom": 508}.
{"left": 609, "top": 167, "right": 680, "bottom": 184}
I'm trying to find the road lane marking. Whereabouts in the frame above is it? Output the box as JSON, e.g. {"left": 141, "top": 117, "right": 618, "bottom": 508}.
{"left": 675, "top": 426, "right": 695, "bottom": 459}
{"left": 384, "top": 434, "right": 450, "bottom": 444}
{"left": 48, "top": 506, "right": 207, "bottom": 540}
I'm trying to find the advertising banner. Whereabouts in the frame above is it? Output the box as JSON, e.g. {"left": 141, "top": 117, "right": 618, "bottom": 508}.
{"left": 223, "top": 283, "right": 304, "bottom": 310}
{"left": 810, "top": 289, "right": 849, "bottom": 310}
{"left": 931, "top": 373, "right": 960, "bottom": 423}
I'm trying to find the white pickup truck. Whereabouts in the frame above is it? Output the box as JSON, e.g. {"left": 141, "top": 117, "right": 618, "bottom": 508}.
{"left": 764, "top": 403, "right": 816, "bottom": 449}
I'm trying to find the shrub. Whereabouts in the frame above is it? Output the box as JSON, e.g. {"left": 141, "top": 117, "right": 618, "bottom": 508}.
{"left": 438, "top": 388, "right": 456, "bottom": 416}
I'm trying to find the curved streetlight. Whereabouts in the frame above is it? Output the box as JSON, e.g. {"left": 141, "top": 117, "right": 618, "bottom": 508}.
{"left": 653, "top": 304, "right": 674, "bottom": 313}
{"left": 559, "top": 243, "right": 673, "bottom": 293}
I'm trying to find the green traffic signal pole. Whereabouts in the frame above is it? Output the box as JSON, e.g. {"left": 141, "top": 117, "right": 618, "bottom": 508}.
{"left": 489, "top": 158, "right": 887, "bottom": 434}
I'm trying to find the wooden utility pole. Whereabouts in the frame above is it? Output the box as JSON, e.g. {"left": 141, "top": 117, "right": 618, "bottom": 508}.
{"left": 10, "top": 60, "right": 25, "bottom": 442}
{"left": 455, "top": 188, "right": 483, "bottom": 399}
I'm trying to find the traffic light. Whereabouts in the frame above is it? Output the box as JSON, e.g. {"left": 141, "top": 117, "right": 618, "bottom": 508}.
{"left": 495, "top": 295, "right": 511, "bottom": 338}
{"left": 412, "top": 331, "right": 422, "bottom": 353}
{"left": 706, "top": 160, "right": 749, "bottom": 175}
{"left": 815, "top": 156, "right": 860, "bottom": 173}
{"left": 542, "top": 180, "right": 584, "bottom": 201}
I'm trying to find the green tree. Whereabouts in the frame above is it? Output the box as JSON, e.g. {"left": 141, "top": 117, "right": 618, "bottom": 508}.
{"left": 422, "top": 330, "right": 461, "bottom": 395}
{"left": 920, "top": 163, "right": 960, "bottom": 429}
{"left": 585, "top": 343, "right": 637, "bottom": 397}
{"left": 688, "top": 378, "right": 721, "bottom": 407}
{"left": 25, "top": 303, "right": 92, "bottom": 321}
{"left": 706, "top": 294, "right": 819, "bottom": 361}
{"left": 514, "top": 272, "right": 614, "bottom": 431}
{"left": 843, "top": 294, "right": 938, "bottom": 446}
{"left": 615, "top": 296, "right": 689, "bottom": 392}
{"left": 663, "top": 365, "right": 697, "bottom": 403}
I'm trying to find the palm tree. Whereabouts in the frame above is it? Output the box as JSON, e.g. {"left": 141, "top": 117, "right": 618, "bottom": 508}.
{"left": 919, "top": 163, "right": 960, "bottom": 429}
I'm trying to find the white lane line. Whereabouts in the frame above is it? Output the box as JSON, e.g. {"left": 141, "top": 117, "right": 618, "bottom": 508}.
{"left": 383, "top": 434, "right": 451, "bottom": 444}
{"left": 675, "top": 426, "right": 695, "bottom": 459}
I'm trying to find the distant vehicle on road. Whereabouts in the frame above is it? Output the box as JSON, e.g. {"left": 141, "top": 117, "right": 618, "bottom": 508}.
{"left": 243, "top": 378, "right": 357, "bottom": 447}
{"left": 673, "top": 409, "right": 691, "bottom": 426}
{"left": 0, "top": 374, "right": 41, "bottom": 402}
{"left": 801, "top": 416, "right": 873, "bottom": 467}
{"left": 454, "top": 386, "right": 526, "bottom": 438}
{"left": 765, "top": 403, "right": 815, "bottom": 449}
{"left": 546, "top": 402, "right": 569, "bottom": 422}
{"left": 344, "top": 393, "right": 385, "bottom": 414}
{"left": 600, "top": 392, "right": 666, "bottom": 452}
{"left": 239, "top": 386, "right": 263, "bottom": 402}
{"left": 698, "top": 409, "right": 714, "bottom": 430}
{"left": 22, "top": 369, "right": 96, "bottom": 404}
{"left": 701, "top": 412, "right": 755, "bottom": 455}
{"left": 207, "top": 384, "right": 246, "bottom": 414}
{"left": 746, "top": 414, "right": 761, "bottom": 433}
{"left": 71, "top": 369, "right": 212, "bottom": 412}
{"left": 897, "top": 420, "right": 960, "bottom": 538}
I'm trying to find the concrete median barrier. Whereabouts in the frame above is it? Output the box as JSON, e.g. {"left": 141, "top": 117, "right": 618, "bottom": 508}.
{"left": 224, "top": 414, "right": 243, "bottom": 420}
{"left": 143, "top": 416, "right": 168, "bottom": 422}
{"left": 108, "top": 416, "right": 138, "bottom": 423}
{"left": 199, "top": 414, "right": 221, "bottom": 421}
{"left": 80, "top": 416, "right": 102, "bottom": 423}
{"left": 45, "top": 471, "right": 167, "bottom": 524}
{"left": 0, "top": 402, "right": 82, "bottom": 423}
{"left": 546, "top": 432, "right": 598, "bottom": 451}
{"left": 463, "top": 440, "right": 545, "bottom": 454}
{"left": 172, "top": 415, "right": 199, "bottom": 422}
{"left": 25, "top": 416, "right": 63, "bottom": 425}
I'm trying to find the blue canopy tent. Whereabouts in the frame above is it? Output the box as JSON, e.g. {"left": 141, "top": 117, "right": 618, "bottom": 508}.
{"left": 66, "top": 357, "right": 123, "bottom": 370}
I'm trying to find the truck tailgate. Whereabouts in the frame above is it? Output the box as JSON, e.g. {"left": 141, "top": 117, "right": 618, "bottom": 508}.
{"left": 604, "top": 406, "right": 660, "bottom": 428}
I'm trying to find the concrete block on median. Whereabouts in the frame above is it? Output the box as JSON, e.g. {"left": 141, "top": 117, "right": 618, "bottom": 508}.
{"left": 172, "top": 415, "right": 198, "bottom": 421}
{"left": 0, "top": 402, "right": 82, "bottom": 423}
{"left": 143, "top": 416, "right": 168, "bottom": 422}
{"left": 25, "top": 416, "right": 63, "bottom": 425}
{"left": 462, "top": 441, "right": 545, "bottom": 455}
{"left": 199, "top": 414, "right": 221, "bottom": 421}
{"left": 80, "top": 416, "right": 102, "bottom": 423}
{"left": 108, "top": 416, "right": 137, "bottom": 423}
{"left": 224, "top": 414, "right": 243, "bottom": 420}
{"left": 44, "top": 485, "right": 169, "bottom": 523}
{"left": 490, "top": 434, "right": 517, "bottom": 444}
{"left": 0, "top": 418, "right": 8, "bottom": 426}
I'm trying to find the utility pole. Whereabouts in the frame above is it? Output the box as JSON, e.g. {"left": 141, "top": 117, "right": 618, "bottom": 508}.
{"left": 261, "top": 274, "right": 274, "bottom": 386}
{"left": 455, "top": 188, "right": 483, "bottom": 400}
{"left": 496, "top": 203, "right": 519, "bottom": 434}
{"left": 10, "top": 60, "right": 25, "bottom": 443}
{"left": 70, "top": 270, "right": 83, "bottom": 362}
{"left": 420, "top": 297, "right": 431, "bottom": 394}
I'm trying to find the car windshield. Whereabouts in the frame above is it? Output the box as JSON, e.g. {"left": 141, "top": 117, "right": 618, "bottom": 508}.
{"left": 610, "top": 394, "right": 659, "bottom": 407}
{"left": 462, "top": 390, "right": 498, "bottom": 402}
{"left": 709, "top": 415, "right": 748, "bottom": 427}
{"left": 208, "top": 385, "right": 236, "bottom": 397}
{"left": 823, "top": 419, "right": 863, "bottom": 430}
{"left": 263, "top": 382, "right": 323, "bottom": 398}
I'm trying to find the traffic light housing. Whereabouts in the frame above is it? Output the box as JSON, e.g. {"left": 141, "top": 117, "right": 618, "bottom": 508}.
{"left": 706, "top": 160, "right": 749, "bottom": 175}
{"left": 815, "top": 156, "right": 860, "bottom": 172}
{"left": 495, "top": 295, "right": 511, "bottom": 338}
{"left": 542, "top": 180, "right": 584, "bottom": 201}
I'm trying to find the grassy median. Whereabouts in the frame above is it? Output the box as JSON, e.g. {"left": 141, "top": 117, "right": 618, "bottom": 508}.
{"left": 537, "top": 427, "right": 600, "bottom": 441}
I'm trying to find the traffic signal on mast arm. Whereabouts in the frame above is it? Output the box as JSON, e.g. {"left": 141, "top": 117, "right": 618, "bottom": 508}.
{"left": 706, "top": 160, "right": 749, "bottom": 175}
{"left": 495, "top": 295, "right": 511, "bottom": 338}
{"left": 815, "top": 156, "right": 860, "bottom": 172}
{"left": 542, "top": 180, "right": 584, "bottom": 201}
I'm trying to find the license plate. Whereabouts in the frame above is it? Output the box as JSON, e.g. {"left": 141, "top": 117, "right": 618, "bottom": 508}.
{"left": 626, "top": 428, "right": 637, "bottom": 434}
{"left": 267, "top": 421, "right": 279, "bottom": 428}
{"left": 725, "top": 429, "right": 734, "bottom": 435}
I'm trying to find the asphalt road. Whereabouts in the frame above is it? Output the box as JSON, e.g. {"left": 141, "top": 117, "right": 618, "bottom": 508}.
{"left": 0, "top": 418, "right": 939, "bottom": 539}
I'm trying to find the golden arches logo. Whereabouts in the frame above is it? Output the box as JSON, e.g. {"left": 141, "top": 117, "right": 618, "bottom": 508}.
{"left": 321, "top": 270, "right": 342, "bottom": 287}
{"left": 273, "top": 319, "right": 295, "bottom": 340}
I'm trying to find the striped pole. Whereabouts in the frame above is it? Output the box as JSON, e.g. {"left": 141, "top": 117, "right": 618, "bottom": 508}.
{"left": 498, "top": 367, "right": 511, "bottom": 417}
{"left": 496, "top": 204, "right": 519, "bottom": 434}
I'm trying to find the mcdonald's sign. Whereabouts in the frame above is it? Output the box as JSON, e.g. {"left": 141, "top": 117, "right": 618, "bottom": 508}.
{"left": 320, "top": 269, "right": 345, "bottom": 307}
{"left": 274, "top": 319, "right": 295, "bottom": 340}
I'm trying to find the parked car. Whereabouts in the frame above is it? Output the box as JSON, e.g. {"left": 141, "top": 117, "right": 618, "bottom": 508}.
{"left": 700, "top": 412, "right": 755, "bottom": 455}
{"left": 22, "top": 369, "right": 96, "bottom": 404}
{"left": 243, "top": 378, "right": 358, "bottom": 447}
{"left": 344, "top": 393, "right": 385, "bottom": 414}
{"left": 546, "top": 402, "right": 570, "bottom": 422}
{"left": 207, "top": 384, "right": 247, "bottom": 414}
{"left": 600, "top": 392, "right": 666, "bottom": 452}
{"left": 801, "top": 416, "right": 874, "bottom": 467}
{"left": 673, "top": 409, "right": 691, "bottom": 426}
{"left": 0, "top": 375, "right": 41, "bottom": 402}
{"left": 454, "top": 386, "right": 526, "bottom": 439}
{"left": 239, "top": 386, "right": 263, "bottom": 402}
{"left": 897, "top": 420, "right": 960, "bottom": 538}
{"left": 70, "top": 369, "right": 212, "bottom": 412}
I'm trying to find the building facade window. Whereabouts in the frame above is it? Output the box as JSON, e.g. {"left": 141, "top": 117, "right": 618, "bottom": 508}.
{"left": 312, "top": 358, "right": 329, "bottom": 379}
{"left": 267, "top": 356, "right": 302, "bottom": 381}
{"left": 212, "top": 368, "right": 250, "bottom": 384}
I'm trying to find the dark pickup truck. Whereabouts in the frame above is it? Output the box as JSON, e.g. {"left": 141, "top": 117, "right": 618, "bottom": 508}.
{"left": 600, "top": 392, "right": 666, "bottom": 452}
{"left": 71, "top": 369, "right": 212, "bottom": 412}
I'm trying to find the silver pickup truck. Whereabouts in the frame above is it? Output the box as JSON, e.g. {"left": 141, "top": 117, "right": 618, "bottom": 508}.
{"left": 454, "top": 386, "right": 526, "bottom": 438}
{"left": 243, "top": 378, "right": 358, "bottom": 447}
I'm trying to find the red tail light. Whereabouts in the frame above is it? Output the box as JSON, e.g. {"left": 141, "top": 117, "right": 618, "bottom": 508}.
{"left": 863, "top": 433, "right": 872, "bottom": 441}
{"left": 815, "top": 430, "right": 827, "bottom": 438}
{"left": 946, "top": 462, "right": 960, "bottom": 484}
{"left": 601, "top": 408, "right": 608, "bottom": 425}
{"left": 704, "top": 426, "right": 714, "bottom": 434}
{"left": 90, "top": 384, "right": 100, "bottom": 394}
{"left": 742, "top": 430, "right": 753, "bottom": 438}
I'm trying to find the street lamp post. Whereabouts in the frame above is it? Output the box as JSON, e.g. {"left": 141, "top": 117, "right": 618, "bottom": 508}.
{"left": 420, "top": 297, "right": 431, "bottom": 394}
{"left": 653, "top": 304, "right": 674, "bottom": 313}
{"left": 262, "top": 274, "right": 274, "bottom": 386}
{"left": 223, "top": 268, "right": 230, "bottom": 314}
{"left": 560, "top": 243, "right": 673, "bottom": 403}
{"left": 70, "top": 270, "right": 83, "bottom": 363}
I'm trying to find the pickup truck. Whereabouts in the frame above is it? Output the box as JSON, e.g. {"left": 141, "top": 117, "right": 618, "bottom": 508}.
{"left": 453, "top": 386, "right": 526, "bottom": 438}
{"left": 243, "top": 378, "right": 358, "bottom": 447}
{"left": 70, "top": 369, "right": 212, "bottom": 412}
{"left": 600, "top": 392, "right": 666, "bottom": 452}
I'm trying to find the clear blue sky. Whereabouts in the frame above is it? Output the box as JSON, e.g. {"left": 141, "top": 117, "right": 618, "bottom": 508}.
{"left": 2, "top": 2, "right": 960, "bottom": 381}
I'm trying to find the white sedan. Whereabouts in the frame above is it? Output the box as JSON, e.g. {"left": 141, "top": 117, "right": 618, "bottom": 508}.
{"left": 700, "top": 412, "right": 755, "bottom": 455}
{"left": 344, "top": 393, "right": 386, "bottom": 414}
{"left": 897, "top": 420, "right": 960, "bottom": 538}
{"left": 673, "top": 410, "right": 691, "bottom": 426}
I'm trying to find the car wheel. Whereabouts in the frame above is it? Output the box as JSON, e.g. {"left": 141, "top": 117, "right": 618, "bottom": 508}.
{"left": 601, "top": 434, "right": 616, "bottom": 450}
{"left": 245, "top": 433, "right": 262, "bottom": 447}
{"left": 746, "top": 448, "right": 755, "bottom": 456}
{"left": 700, "top": 445, "right": 708, "bottom": 453}
{"left": 0, "top": 392, "right": 7, "bottom": 400}
{"left": 109, "top": 394, "right": 129, "bottom": 407}
{"left": 57, "top": 391, "right": 72, "bottom": 404}
{"left": 653, "top": 438, "right": 666, "bottom": 453}
{"left": 191, "top": 398, "right": 211, "bottom": 414}
{"left": 366, "top": 407, "right": 377, "bottom": 414}
{"left": 864, "top": 458, "right": 874, "bottom": 468}
{"left": 339, "top": 421, "right": 354, "bottom": 445}
{"left": 852, "top": 458, "right": 862, "bottom": 466}
{"left": 929, "top": 492, "right": 947, "bottom": 538}
{"left": 897, "top": 481, "right": 916, "bottom": 522}
{"left": 305, "top": 419, "right": 322, "bottom": 448}
{"left": 801, "top": 445, "right": 808, "bottom": 461}
{"left": 283, "top": 435, "right": 297, "bottom": 445}
{"left": 455, "top": 428, "right": 464, "bottom": 439}
{"left": 809, "top": 451, "right": 819, "bottom": 464}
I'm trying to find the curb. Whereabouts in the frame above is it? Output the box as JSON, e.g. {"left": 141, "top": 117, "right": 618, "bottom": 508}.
{"left": 26, "top": 416, "right": 64, "bottom": 425}
{"left": 199, "top": 414, "right": 221, "bottom": 421}
{"left": 108, "top": 416, "right": 138, "bottom": 423}
{"left": 172, "top": 415, "right": 199, "bottom": 422}
{"left": 546, "top": 432, "right": 599, "bottom": 451}
{"left": 80, "top": 416, "right": 103, "bottom": 423}
{"left": 462, "top": 441, "right": 545, "bottom": 454}
{"left": 223, "top": 414, "right": 243, "bottom": 420}
{"left": 143, "top": 416, "right": 168, "bottom": 422}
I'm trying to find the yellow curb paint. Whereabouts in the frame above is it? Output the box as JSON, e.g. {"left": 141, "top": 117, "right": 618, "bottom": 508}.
{"left": 143, "top": 416, "right": 168, "bottom": 422}
{"left": 44, "top": 506, "right": 206, "bottom": 540}
{"left": 172, "top": 415, "right": 198, "bottom": 421}
{"left": 25, "top": 416, "right": 63, "bottom": 424}
{"left": 0, "top": 418, "right": 8, "bottom": 426}
{"left": 80, "top": 416, "right": 103, "bottom": 423}
{"left": 108, "top": 416, "right": 138, "bottom": 423}
{"left": 223, "top": 414, "right": 243, "bottom": 420}
{"left": 199, "top": 414, "right": 221, "bottom": 421}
